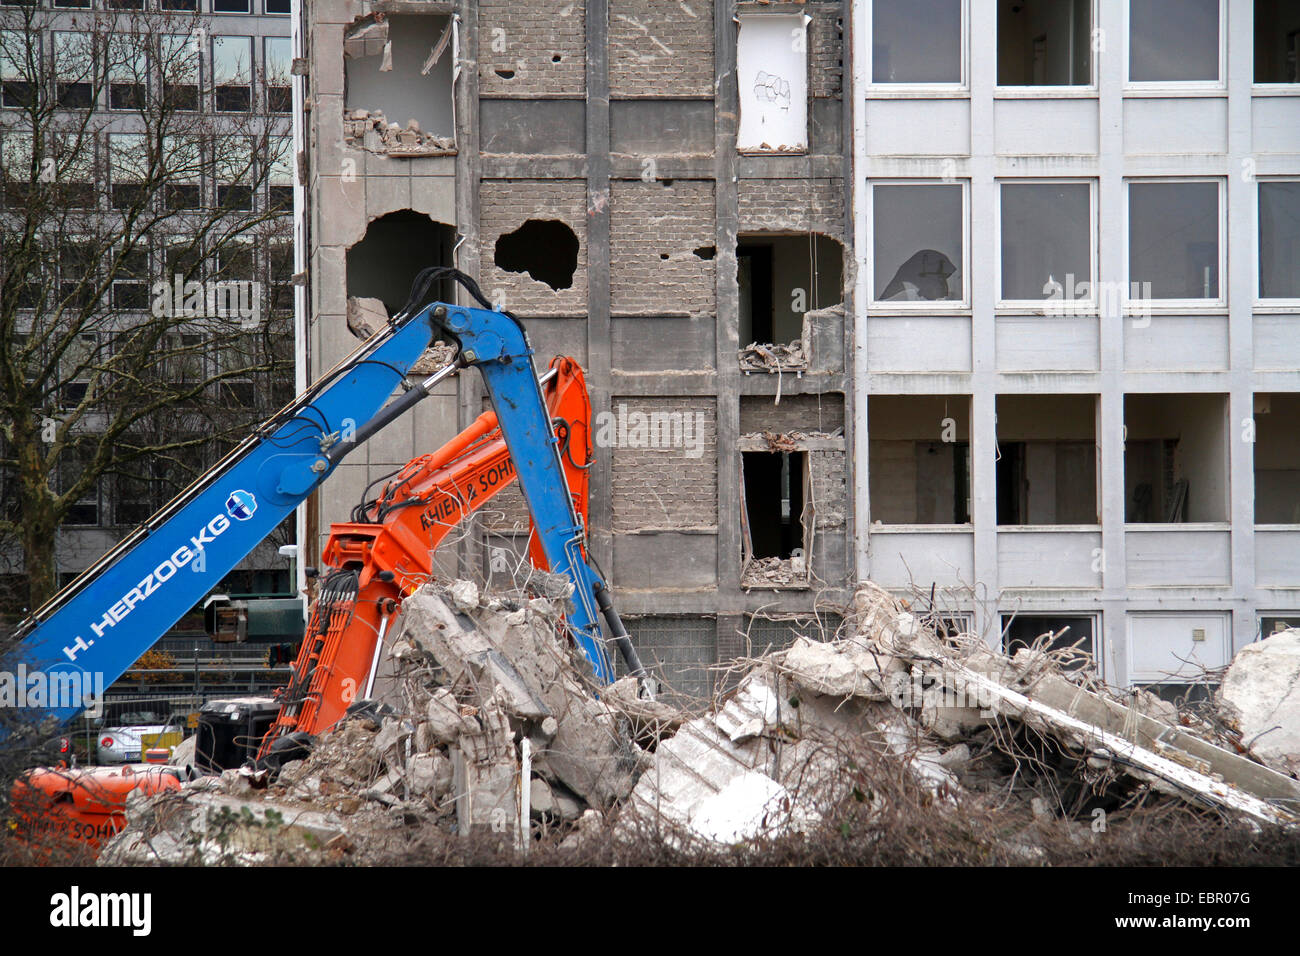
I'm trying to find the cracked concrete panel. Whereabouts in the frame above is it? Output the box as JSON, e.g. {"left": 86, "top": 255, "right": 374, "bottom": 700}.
{"left": 609, "top": 0, "right": 714, "bottom": 97}
{"left": 344, "top": 14, "right": 455, "bottom": 146}
{"left": 737, "top": 13, "right": 809, "bottom": 152}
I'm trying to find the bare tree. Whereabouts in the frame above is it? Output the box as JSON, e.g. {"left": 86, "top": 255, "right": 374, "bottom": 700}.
{"left": 0, "top": 5, "right": 294, "bottom": 615}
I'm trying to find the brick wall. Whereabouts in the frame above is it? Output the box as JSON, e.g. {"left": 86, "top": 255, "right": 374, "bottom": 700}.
{"left": 740, "top": 393, "right": 845, "bottom": 435}
{"left": 808, "top": 6, "right": 843, "bottom": 98}
{"left": 610, "top": 0, "right": 714, "bottom": 97}
{"left": 478, "top": 0, "right": 587, "bottom": 96}
{"left": 738, "top": 177, "right": 845, "bottom": 237}
{"left": 479, "top": 179, "right": 588, "bottom": 315}
{"left": 610, "top": 397, "right": 718, "bottom": 531}
{"left": 610, "top": 179, "right": 715, "bottom": 316}
{"left": 809, "top": 450, "right": 847, "bottom": 530}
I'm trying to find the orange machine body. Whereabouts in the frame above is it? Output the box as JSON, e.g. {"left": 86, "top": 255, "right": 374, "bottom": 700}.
{"left": 258, "top": 357, "right": 592, "bottom": 753}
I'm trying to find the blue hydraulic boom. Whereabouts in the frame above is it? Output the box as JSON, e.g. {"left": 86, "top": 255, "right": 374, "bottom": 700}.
{"left": 5, "top": 268, "right": 644, "bottom": 729}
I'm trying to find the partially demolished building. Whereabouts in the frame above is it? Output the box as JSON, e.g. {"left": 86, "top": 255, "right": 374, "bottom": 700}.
{"left": 296, "top": 0, "right": 853, "bottom": 699}
{"left": 291, "top": 1, "right": 1300, "bottom": 701}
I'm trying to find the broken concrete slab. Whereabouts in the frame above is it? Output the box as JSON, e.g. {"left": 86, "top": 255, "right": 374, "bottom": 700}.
{"left": 1220, "top": 628, "right": 1300, "bottom": 776}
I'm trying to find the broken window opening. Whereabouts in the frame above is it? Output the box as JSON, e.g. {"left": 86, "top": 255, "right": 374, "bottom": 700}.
{"left": 1256, "top": 0, "right": 1300, "bottom": 83}
{"left": 494, "top": 219, "right": 579, "bottom": 291}
{"left": 997, "top": 0, "right": 1092, "bottom": 86}
{"left": 995, "top": 395, "right": 1098, "bottom": 526}
{"left": 1000, "top": 614, "right": 1097, "bottom": 669}
{"left": 344, "top": 14, "right": 455, "bottom": 154}
{"left": 741, "top": 450, "right": 810, "bottom": 587}
{"left": 1260, "top": 615, "right": 1300, "bottom": 639}
{"left": 872, "top": 183, "right": 965, "bottom": 304}
{"left": 737, "top": 12, "right": 809, "bottom": 152}
{"left": 1253, "top": 393, "right": 1300, "bottom": 524}
{"left": 868, "top": 395, "right": 972, "bottom": 525}
{"left": 1124, "top": 393, "right": 1229, "bottom": 523}
{"left": 738, "top": 232, "right": 842, "bottom": 370}
{"left": 346, "top": 210, "right": 455, "bottom": 317}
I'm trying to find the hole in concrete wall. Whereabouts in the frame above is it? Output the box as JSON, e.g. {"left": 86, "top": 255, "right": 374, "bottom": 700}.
{"left": 344, "top": 14, "right": 455, "bottom": 144}
{"left": 868, "top": 395, "right": 971, "bottom": 525}
{"left": 494, "top": 219, "right": 579, "bottom": 291}
{"left": 660, "top": 253, "right": 670, "bottom": 260}
{"left": 495, "top": 69, "right": 515, "bottom": 79}
{"left": 1124, "top": 393, "right": 1229, "bottom": 523}
{"left": 1001, "top": 614, "right": 1096, "bottom": 666}
{"left": 742, "top": 450, "right": 806, "bottom": 560}
{"left": 996, "top": 394, "right": 1098, "bottom": 526}
{"left": 694, "top": 246, "right": 716, "bottom": 260}
{"left": 1253, "top": 393, "right": 1300, "bottom": 523}
{"left": 346, "top": 210, "right": 455, "bottom": 316}
{"left": 738, "top": 233, "right": 843, "bottom": 345}
{"left": 552, "top": 55, "right": 562, "bottom": 63}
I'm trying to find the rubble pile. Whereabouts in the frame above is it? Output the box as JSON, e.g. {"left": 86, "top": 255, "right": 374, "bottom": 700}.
{"left": 101, "top": 581, "right": 1300, "bottom": 865}
{"left": 739, "top": 340, "right": 808, "bottom": 372}
{"left": 344, "top": 109, "right": 455, "bottom": 156}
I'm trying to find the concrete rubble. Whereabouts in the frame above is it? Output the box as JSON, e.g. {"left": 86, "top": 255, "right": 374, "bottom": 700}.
{"left": 739, "top": 340, "right": 808, "bottom": 373}
{"left": 344, "top": 109, "right": 455, "bottom": 156}
{"left": 102, "top": 582, "right": 1300, "bottom": 864}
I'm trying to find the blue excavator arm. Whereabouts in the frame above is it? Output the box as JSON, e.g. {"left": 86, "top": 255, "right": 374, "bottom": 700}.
{"left": 6, "top": 267, "right": 644, "bottom": 729}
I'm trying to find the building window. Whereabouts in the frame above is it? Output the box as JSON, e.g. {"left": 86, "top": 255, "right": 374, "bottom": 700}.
{"left": 59, "top": 442, "right": 100, "bottom": 526}
{"left": 107, "top": 34, "right": 149, "bottom": 110}
{"left": 871, "top": 0, "right": 963, "bottom": 85}
{"left": 1255, "top": 0, "right": 1300, "bottom": 83}
{"left": 267, "top": 134, "right": 293, "bottom": 211}
{"left": 109, "top": 133, "right": 148, "bottom": 209}
{"left": 1253, "top": 393, "right": 1300, "bottom": 524}
{"left": 214, "top": 0, "right": 252, "bottom": 12}
{"left": 737, "top": 233, "right": 842, "bottom": 350}
{"left": 868, "top": 395, "right": 971, "bottom": 525}
{"left": 1259, "top": 180, "right": 1300, "bottom": 300}
{"left": 265, "top": 36, "right": 291, "bottom": 113}
{"left": 1001, "top": 614, "right": 1097, "bottom": 665}
{"left": 997, "top": 0, "right": 1092, "bottom": 86}
{"left": 996, "top": 395, "right": 1098, "bottom": 526}
{"left": 58, "top": 332, "right": 97, "bottom": 407}
{"left": 1124, "top": 393, "right": 1229, "bottom": 523}
{"left": 265, "top": 0, "right": 290, "bottom": 13}
{"left": 160, "top": 34, "right": 201, "bottom": 112}
{"left": 1128, "top": 0, "right": 1220, "bottom": 84}
{"left": 54, "top": 0, "right": 92, "bottom": 8}
{"left": 215, "top": 136, "right": 253, "bottom": 209}
{"left": 999, "top": 181, "right": 1092, "bottom": 304}
{"left": 871, "top": 181, "right": 966, "bottom": 306}
{"left": 736, "top": 13, "right": 808, "bottom": 152}
{"left": 162, "top": 134, "right": 202, "bottom": 209}
{"left": 212, "top": 36, "right": 252, "bottom": 112}
{"left": 53, "top": 32, "right": 94, "bottom": 109}
{"left": 50, "top": 133, "right": 96, "bottom": 209}
{"left": 741, "top": 450, "right": 811, "bottom": 586}
{"left": 112, "top": 245, "right": 150, "bottom": 311}
{"left": 1127, "top": 180, "right": 1221, "bottom": 303}
{"left": 162, "top": 0, "right": 199, "bottom": 10}
{"left": 1260, "top": 614, "right": 1300, "bottom": 638}
{"left": 0, "top": 30, "right": 36, "bottom": 109}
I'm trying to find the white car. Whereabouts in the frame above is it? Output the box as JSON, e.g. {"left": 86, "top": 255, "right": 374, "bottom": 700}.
{"left": 96, "top": 712, "right": 182, "bottom": 765}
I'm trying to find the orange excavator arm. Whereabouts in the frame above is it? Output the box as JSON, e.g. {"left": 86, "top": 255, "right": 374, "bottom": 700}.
{"left": 258, "top": 357, "right": 593, "bottom": 756}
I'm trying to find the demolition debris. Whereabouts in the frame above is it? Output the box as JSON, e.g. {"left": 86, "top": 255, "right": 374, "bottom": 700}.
{"left": 99, "top": 582, "right": 1300, "bottom": 865}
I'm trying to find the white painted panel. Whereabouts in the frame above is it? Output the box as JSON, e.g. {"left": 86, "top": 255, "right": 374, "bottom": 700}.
{"left": 1252, "top": 97, "right": 1300, "bottom": 154}
{"left": 1123, "top": 98, "right": 1228, "bottom": 155}
{"left": 865, "top": 99, "right": 970, "bottom": 156}
{"left": 994, "top": 98, "right": 1099, "bottom": 156}
{"left": 1256, "top": 529, "right": 1300, "bottom": 588}
{"left": 867, "top": 530, "right": 973, "bottom": 589}
{"left": 997, "top": 529, "right": 1101, "bottom": 588}
{"left": 866, "top": 315, "right": 971, "bottom": 371}
{"left": 996, "top": 316, "right": 1099, "bottom": 371}
{"left": 1254, "top": 315, "right": 1300, "bottom": 370}
{"left": 1126, "top": 612, "right": 1231, "bottom": 683}
{"left": 737, "top": 14, "right": 808, "bottom": 151}
{"left": 1125, "top": 528, "right": 1231, "bottom": 586}
{"left": 1124, "top": 315, "right": 1228, "bottom": 371}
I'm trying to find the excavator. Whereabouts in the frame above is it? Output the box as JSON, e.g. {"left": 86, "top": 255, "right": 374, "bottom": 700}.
{"left": 4, "top": 266, "right": 647, "bottom": 855}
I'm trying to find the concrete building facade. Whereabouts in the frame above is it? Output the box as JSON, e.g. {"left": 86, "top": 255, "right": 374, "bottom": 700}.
{"left": 850, "top": 0, "right": 1300, "bottom": 691}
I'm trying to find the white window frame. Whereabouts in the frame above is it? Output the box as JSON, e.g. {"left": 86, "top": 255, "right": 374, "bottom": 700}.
{"left": 864, "top": 0, "right": 969, "bottom": 95}
{"left": 1123, "top": 0, "right": 1227, "bottom": 93}
{"left": 867, "top": 178, "right": 970, "bottom": 311}
{"left": 1123, "top": 177, "right": 1226, "bottom": 313}
{"left": 1255, "top": 177, "right": 1300, "bottom": 310}
{"left": 993, "top": 0, "right": 1099, "bottom": 95}
{"left": 995, "top": 178, "right": 1097, "bottom": 313}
